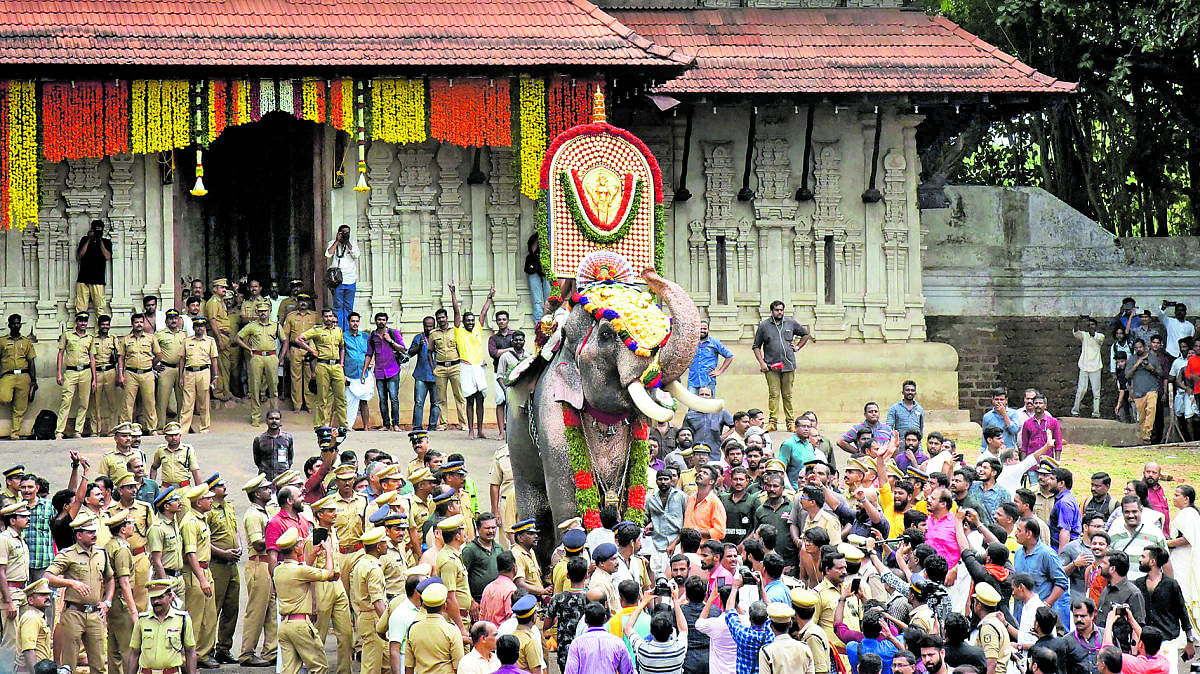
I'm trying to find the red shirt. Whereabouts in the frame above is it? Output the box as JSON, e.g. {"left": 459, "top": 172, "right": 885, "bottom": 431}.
{"left": 479, "top": 574, "right": 517, "bottom": 625}
{"left": 264, "top": 510, "right": 311, "bottom": 552}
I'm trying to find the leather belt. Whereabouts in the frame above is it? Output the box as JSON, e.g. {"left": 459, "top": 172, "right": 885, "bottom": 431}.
{"left": 165, "top": 481, "right": 192, "bottom": 488}
{"left": 284, "top": 613, "right": 313, "bottom": 621}
{"left": 185, "top": 365, "right": 210, "bottom": 371}
{"left": 252, "top": 350, "right": 277, "bottom": 356}
{"left": 65, "top": 364, "right": 90, "bottom": 372}
{"left": 65, "top": 601, "right": 100, "bottom": 613}
{"left": 141, "top": 667, "right": 180, "bottom": 674}
{"left": 340, "top": 542, "right": 363, "bottom": 554}
{"left": 0, "top": 369, "right": 28, "bottom": 376}
{"left": 249, "top": 554, "right": 269, "bottom": 563}
{"left": 7, "top": 580, "right": 24, "bottom": 588}
{"left": 131, "top": 546, "right": 147, "bottom": 556}
{"left": 163, "top": 568, "right": 182, "bottom": 577}
{"left": 436, "top": 359, "right": 461, "bottom": 367}
{"left": 126, "top": 367, "right": 153, "bottom": 374}
{"left": 95, "top": 364, "right": 116, "bottom": 372}
{"left": 317, "top": 358, "right": 340, "bottom": 365}
{"left": 160, "top": 361, "right": 179, "bottom": 367}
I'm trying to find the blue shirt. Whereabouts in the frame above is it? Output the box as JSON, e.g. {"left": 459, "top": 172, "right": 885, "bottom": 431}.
{"left": 725, "top": 610, "right": 774, "bottom": 674}
{"left": 683, "top": 409, "right": 734, "bottom": 460}
{"left": 764, "top": 579, "right": 790, "bottom": 605}
{"left": 409, "top": 332, "right": 436, "bottom": 383}
{"left": 981, "top": 407, "right": 1022, "bottom": 449}
{"left": 777, "top": 435, "right": 815, "bottom": 486}
{"left": 967, "top": 481, "right": 1010, "bottom": 526}
{"left": 688, "top": 336, "right": 733, "bottom": 390}
{"left": 1049, "top": 489, "right": 1082, "bottom": 550}
{"left": 848, "top": 637, "right": 902, "bottom": 674}
{"left": 885, "top": 401, "right": 924, "bottom": 437}
{"left": 1014, "top": 542, "right": 1071, "bottom": 625}
{"left": 343, "top": 330, "right": 369, "bottom": 378}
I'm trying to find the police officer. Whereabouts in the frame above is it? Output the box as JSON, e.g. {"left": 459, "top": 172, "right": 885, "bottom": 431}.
{"left": 276, "top": 280, "right": 304, "bottom": 325}
{"left": 98, "top": 422, "right": 145, "bottom": 482}
{"left": 203, "top": 279, "right": 234, "bottom": 401}
{"left": 200, "top": 474, "right": 240, "bottom": 664}
{"left": 236, "top": 301, "right": 287, "bottom": 427}
{"left": 155, "top": 308, "right": 188, "bottom": 433}
{"left": 349, "top": 527, "right": 389, "bottom": 674}
{"left": 45, "top": 512, "right": 114, "bottom": 674}
{"left": 509, "top": 519, "right": 547, "bottom": 598}
{"left": 125, "top": 579, "right": 197, "bottom": 674}
{"left": 151, "top": 422, "right": 201, "bottom": 491}
{"left": 972, "top": 582, "right": 1011, "bottom": 674}
{"left": 119, "top": 312, "right": 162, "bottom": 431}
{"left": 378, "top": 511, "right": 410, "bottom": 598}
{"left": 239, "top": 474, "right": 277, "bottom": 667}
{"left": 16, "top": 578, "right": 52, "bottom": 671}
{"left": 56, "top": 311, "right": 96, "bottom": 440}
{"left": 405, "top": 467, "right": 436, "bottom": 559}
{"left": 180, "top": 484, "right": 218, "bottom": 667}
{"left": 282, "top": 293, "right": 318, "bottom": 412}
{"left": 296, "top": 308, "right": 346, "bottom": 428}
{"left": 0, "top": 314, "right": 36, "bottom": 440}
{"left": 105, "top": 471, "right": 154, "bottom": 613}
{"left": 90, "top": 314, "right": 122, "bottom": 436}
{"left": 330, "top": 465, "right": 368, "bottom": 571}
{"left": 0, "top": 500, "right": 31, "bottom": 645}
{"left": 434, "top": 513, "right": 470, "bottom": 637}
{"left": 760, "top": 603, "right": 815, "bottom": 674}
{"left": 404, "top": 580, "right": 464, "bottom": 672}
{"left": 488, "top": 443, "right": 516, "bottom": 544}
{"left": 310, "top": 494, "right": 354, "bottom": 674}
{"left": 792, "top": 588, "right": 832, "bottom": 674}
{"left": 273, "top": 527, "right": 337, "bottom": 674}
{"left": 179, "top": 317, "right": 219, "bottom": 434}
{"left": 147, "top": 487, "right": 185, "bottom": 601}
{"left": 440, "top": 460, "right": 476, "bottom": 541}
{"left": 104, "top": 508, "right": 138, "bottom": 674}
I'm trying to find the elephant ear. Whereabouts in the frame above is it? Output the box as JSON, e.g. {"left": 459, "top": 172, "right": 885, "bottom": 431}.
{"left": 545, "top": 357, "right": 584, "bottom": 410}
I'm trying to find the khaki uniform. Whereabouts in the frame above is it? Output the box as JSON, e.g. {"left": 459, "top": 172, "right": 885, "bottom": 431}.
{"left": 226, "top": 307, "right": 245, "bottom": 398}
{"left": 760, "top": 634, "right": 816, "bottom": 674}
{"left": 513, "top": 544, "right": 543, "bottom": 594}
{"left": 488, "top": 445, "right": 517, "bottom": 535}
{"left": 273, "top": 559, "right": 335, "bottom": 674}
{"left": 283, "top": 311, "right": 319, "bottom": 411}
{"left": 0, "top": 526, "right": 29, "bottom": 646}
{"left": 180, "top": 510, "right": 216, "bottom": 658}
{"left": 105, "top": 537, "right": 135, "bottom": 674}
{"left": 47, "top": 543, "right": 113, "bottom": 673}
{"left": 299, "top": 325, "right": 345, "bottom": 428}
{"left": 429, "top": 327, "right": 466, "bottom": 427}
{"left": 348, "top": 554, "right": 389, "bottom": 674}
{"left": 331, "top": 492, "right": 367, "bottom": 589}
{"left": 98, "top": 449, "right": 144, "bottom": 483}
{"left": 240, "top": 504, "right": 277, "bottom": 662}
{"left": 435, "top": 545, "right": 469, "bottom": 625}
{"left": 154, "top": 328, "right": 188, "bottom": 432}
{"left": 180, "top": 334, "right": 218, "bottom": 433}
{"left": 0, "top": 335, "right": 35, "bottom": 438}
{"left": 119, "top": 332, "right": 161, "bottom": 430}
{"left": 90, "top": 333, "right": 121, "bottom": 435}
{"left": 313, "top": 532, "right": 354, "bottom": 674}
{"left": 239, "top": 320, "right": 283, "bottom": 425}
{"left": 105, "top": 499, "right": 154, "bottom": 612}
{"left": 408, "top": 494, "right": 433, "bottom": 534}
{"left": 57, "top": 330, "right": 95, "bottom": 436}
{"left": 456, "top": 490, "right": 477, "bottom": 542}
{"left": 129, "top": 608, "right": 195, "bottom": 671}
{"left": 206, "top": 499, "right": 240, "bottom": 656}
{"left": 514, "top": 624, "right": 545, "bottom": 673}
{"left": 814, "top": 578, "right": 846, "bottom": 649}
{"left": 203, "top": 295, "right": 234, "bottom": 400}
{"left": 976, "top": 612, "right": 1011, "bottom": 674}
{"left": 152, "top": 443, "right": 197, "bottom": 488}
{"left": 147, "top": 515, "right": 184, "bottom": 597}
{"left": 380, "top": 543, "right": 408, "bottom": 599}
{"left": 277, "top": 297, "right": 300, "bottom": 325}
{"left": 798, "top": 620, "right": 832, "bottom": 674}
{"left": 404, "top": 611, "right": 464, "bottom": 674}
{"left": 16, "top": 605, "right": 51, "bottom": 665}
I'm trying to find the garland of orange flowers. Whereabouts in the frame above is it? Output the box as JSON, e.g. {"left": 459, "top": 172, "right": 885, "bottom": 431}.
{"left": 518, "top": 76, "right": 546, "bottom": 201}
{"left": 208, "top": 80, "right": 228, "bottom": 142}
{"left": 3, "top": 81, "right": 38, "bottom": 231}
{"left": 371, "top": 78, "right": 426, "bottom": 145}
{"left": 328, "top": 78, "right": 353, "bottom": 132}
{"left": 301, "top": 78, "right": 325, "bottom": 124}
{"left": 230, "top": 80, "right": 251, "bottom": 126}
{"left": 429, "top": 78, "right": 510, "bottom": 148}
{"left": 131, "top": 79, "right": 190, "bottom": 154}
{"left": 40, "top": 80, "right": 130, "bottom": 161}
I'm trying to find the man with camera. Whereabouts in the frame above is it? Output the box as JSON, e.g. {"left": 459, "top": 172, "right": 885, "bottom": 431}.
{"left": 75, "top": 219, "right": 112, "bottom": 317}
{"left": 1072, "top": 316, "right": 1106, "bottom": 418}
{"left": 325, "top": 225, "right": 360, "bottom": 332}
{"left": 1126, "top": 339, "right": 1163, "bottom": 444}
{"left": 1160, "top": 301, "right": 1196, "bottom": 359}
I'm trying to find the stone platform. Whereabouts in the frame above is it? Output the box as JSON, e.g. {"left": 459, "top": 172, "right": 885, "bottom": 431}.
{"left": 1059, "top": 416, "right": 1143, "bottom": 448}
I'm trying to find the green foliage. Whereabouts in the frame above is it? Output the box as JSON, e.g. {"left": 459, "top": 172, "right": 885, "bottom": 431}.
{"left": 939, "top": 0, "right": 1200, "bottom": 236}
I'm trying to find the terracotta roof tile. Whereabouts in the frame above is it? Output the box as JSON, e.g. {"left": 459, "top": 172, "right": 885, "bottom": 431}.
{"left": 0, "top": 0, "right": 691, "bottom": 68}
{"left": 612, "top": 7, "right": 1075, "bottom": 95}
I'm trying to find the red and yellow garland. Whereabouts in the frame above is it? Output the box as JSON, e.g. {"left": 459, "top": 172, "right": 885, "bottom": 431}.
{"left": 130, "top": 79, "right": 190, "bottom": 154}
{"left": 301, "top": 78, "right": 326, "bottom": 124}
{"left": 547, "top": 76, "right": 600, "bottom": 141}
{"left": 429, "top": 78, "right": 511, "bottom": 148}
{"left": 42, "top": 81, "right": 130, "bottom": 162}
{"left": 564, "top": 405, "right": 651, "bottom": 527}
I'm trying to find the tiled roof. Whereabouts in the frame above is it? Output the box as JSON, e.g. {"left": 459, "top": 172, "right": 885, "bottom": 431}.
{"left": 611, "top": 8, "right": 1077, "bottom": 95}
{"left": 0, "top": 0, "right": 692, "bottom": 68}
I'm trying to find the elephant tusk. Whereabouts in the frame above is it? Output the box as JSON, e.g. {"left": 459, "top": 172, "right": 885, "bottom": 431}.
{"left": 626, "top": 382, "right": 676, "bottom": 423}
{"left": 666, "top": 380, "right": 725, "bottom": 414}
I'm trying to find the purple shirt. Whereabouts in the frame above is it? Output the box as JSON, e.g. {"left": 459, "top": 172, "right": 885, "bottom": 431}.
{"left": 1049, "top": 489, "right": 1082, "bottom": 550}
{"left": 1146, "top": 485, "right": 1171, "bottom": 536}
{"left": 841, "top": 420, "right": 894, "bottom": 446}
{"left": 564, "top": 627, "right": 634, "bottom": 674}
{"left": 366, "top": 328, "right": 406, "bottom": 379}
{"left": 1020, "top": 414, "right": 1062, "bottom": 460}
{"left": 497, "top": 666, "right": 531, "bottom": 674}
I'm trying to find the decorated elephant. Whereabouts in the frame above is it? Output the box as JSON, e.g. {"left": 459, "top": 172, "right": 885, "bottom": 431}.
{"left": 503, "top": 256, "right": 723, "bottom": 559}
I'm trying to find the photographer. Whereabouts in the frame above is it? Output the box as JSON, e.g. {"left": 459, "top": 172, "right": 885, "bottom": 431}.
{"left": 623, "top": 587, "right": 689, "bottom": 673}
{"left": 1102, "top": 604, "right": 1170, "bottom": 672}
{"left": 1072, "top": 315, "right": 1106, "bottom": 418}
{"left": 75, "top": 219, "right": 112, "bottom": 316}
{"left": 324, "top": 224, "right": 359, "bottom": 332}
{"left": 1160, "top": 301, "right": 1195, "bottom": 359}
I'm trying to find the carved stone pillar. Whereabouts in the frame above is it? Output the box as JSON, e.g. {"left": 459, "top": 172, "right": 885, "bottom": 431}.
{"left": 811, "top": 141, "right": 847, "bottom": 338}
{"left": 395, "top": 146, "right": 437, "bottom": 325}
{"left": 362, "top": 141, "right": 395, "bottom": 316}
{"left": 436, "top": 144, "right": 467, "bottom": 304}
{"left": 107, "top": 154, "right": 144, "bottom": 318}
{"left": 35, "top": 160, "right": 67, "bottom": 334}
{"left": 701, "top": 141, "right": 737, "bottom": 326}
{"left": 488, "top": 148, "right": 521, "bottom": 318}
{"left": 752, "top": 135, "right": 796, "bottom": 312}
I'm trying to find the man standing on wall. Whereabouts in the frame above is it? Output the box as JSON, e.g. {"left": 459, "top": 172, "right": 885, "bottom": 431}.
{"left": 0, "top": 315, "right": 36, "bottom": 440}
{"left": 451, "top": 283, "right": 494, "bottom": 440}
{"left": 1071, "top": 315, "right": 1105, "bottom": 418}
{"left": 326, "top": 225, "right": 360, "bottom": 332}
{"left": 688, "top": 319, "right": 735, "bottom": 394}
{"left": 75, "top": 219, "right": 112, "bottom": 317}
{"left": 90, "top": 314, "right": 121, "bottom": 436}
{"left": 1125, "top": 339, "right": 1162, "bottom": 445}
{"left": 119, "top": 313, "right": 161, "bottom": 432}
{"left": 752, "top": 300, "right": 809, "bottom": 432}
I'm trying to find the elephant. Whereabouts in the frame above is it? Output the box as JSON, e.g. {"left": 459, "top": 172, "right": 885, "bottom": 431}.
{"left": 505, "top": 266, "right": 723, "bottom": 560}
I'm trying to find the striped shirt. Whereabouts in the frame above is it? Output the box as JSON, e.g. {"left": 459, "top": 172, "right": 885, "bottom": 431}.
{"left": 629, "top": 633, "right": 687, "bottom": 674}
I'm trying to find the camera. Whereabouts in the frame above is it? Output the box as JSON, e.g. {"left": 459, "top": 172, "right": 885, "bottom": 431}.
{"left": 653, "top": 577, "right": 672, "bottom": 597}
{"left": 737, "top": 566, "right": 758, "bottom": 585}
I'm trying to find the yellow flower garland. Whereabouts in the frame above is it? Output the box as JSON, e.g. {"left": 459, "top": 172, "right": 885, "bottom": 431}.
{"left": 518, "top": 76, "right": 546, "bottom": 201}
{"left": 301, "top": 78, "right": 324, "bottom": 123}
{"left": 371, "top": 78, "right": 426, "bottom": 145}
{"left": 5, "top": 80, "right": 38, "bottom": 231}
{"left": 131, "top": 79, "right": 191, "bottom": 154}
{"left": 232, "top": 80, "right": 250, "bottom": 126}
{"left": 333, "top": 78, "right": 354, "bottom": 131}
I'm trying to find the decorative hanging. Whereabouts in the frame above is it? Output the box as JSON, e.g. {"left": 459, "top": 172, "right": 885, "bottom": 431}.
{"left": 737, "top": 106, "right": 756, "bottom": 201}
{"left": 208, "top": 80, "right": 228, "bottom": 143}
{"left": 230, "top": 80, "right": 250, "bottom": 126}
{"left": 564, "top": 405, "right": 650, "bottom": 526}
{"left": 300, "top": 78, "right": 325, "bottom": 124}
{"left": 796, "top": 103, "right": 815, "bottom": 201}
{"left": 674, "top": 106, "right": 693, "bottom": 202}
{"left": 130, "top": 79, "right": 190, "bottom": 153}
{"left": 429, "top": 78, "right": 510, "bottom": 148}
{"left": 277, "top": 79, "right": 294, "bottom": 117}
{"left": 370, "top": 78, "right": 426, "bottom": 145}
{"left": 354, "top": 80, "right": 369, "bottom": 192}
{"left": 518, "top": 75, "right": 546, "bottom": 200}
{"left": 862, "top": 105, "right": 884, "bottom": 203}
{"left": 41, "top": 81, "right": 129, "bottom": 162}
{"left": 547, "top": 76, "right": 596, "bottom": 141}
{"left": 259, "top": 78, "right": 277, "bottom": 117}
{"left": 2, "top": 80, "right": 38, "bottom": 231}
{"left": 190, "top": 149, "right": 207, "bottom": 196}
{"left": 330, "top": 78, "right": 354, "bottom": 132}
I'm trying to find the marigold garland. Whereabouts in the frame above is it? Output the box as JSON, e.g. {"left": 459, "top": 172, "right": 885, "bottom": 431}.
{"left": 131, "top": 80, "right": 190, "bottom": 154}
{"left": 518, "top": 76, "right": 546, "bottom": 201}
{"left": 0, "top": 83, "right": 10, "bottom": 231}
{"left": 329, "top": 78, "right": 354, "bottom": 132}
{"left": 230, "top": 80, "right": 250, "bottom": 126}
{"left": 558, "top": 172, "right": 644, "bottom": 246}
{"left": 3, "top": 80, "right": 38, "bottom": 231}
{"left": 371, "top": 78, "right": 426, "bottom": 145}
{"left": 301, "top": 79, "right": 325, "bottom": 124}
{"left": 547, "top": 76, "right": 599, "bottom": 140}
{"left": 208, "top": 80, "right": 228, "bottom": 142}
{"left": 429, "top": 78, "right": 511, "bottom": 148}
{"left": 563, "top": 404, "right": 650, "bottom": 527}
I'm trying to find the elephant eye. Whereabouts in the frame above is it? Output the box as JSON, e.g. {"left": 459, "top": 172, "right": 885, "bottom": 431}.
{"left": 598, "top": 324, "right": 616, "bottom": 341}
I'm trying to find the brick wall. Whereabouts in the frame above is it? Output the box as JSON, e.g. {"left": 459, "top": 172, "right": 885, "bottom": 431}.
{"left": 926, "top": 316, "right": 1121, "bottom": 422}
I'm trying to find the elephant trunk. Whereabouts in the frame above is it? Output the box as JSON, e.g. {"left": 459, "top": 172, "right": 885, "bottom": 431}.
{"left": 642, "top": 267, "right": 701, "bottom": 385}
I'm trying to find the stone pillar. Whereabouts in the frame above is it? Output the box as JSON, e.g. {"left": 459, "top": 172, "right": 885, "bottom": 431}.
{"left": 436, "top": 145, "right": 467, "bottom": 305}
{"left": 881, "top": 148, "right": 909, "bottom": 341}
{"left": 395, "top": 146, "right": 437, "bottom": 326}
{"left": 811, "top": 141, "right": 848, "bottom": 338}
{"left": 701, "top": 140, "right": 736, "bottom": 327}
{"left": 107, "top": 154, "right": 145, "bottom": 319}
{"left": 487, "top": 148, "right": 521, "bottom": 319}
{"left": 901, "top": 114, "right": 927, "bottom": 339}
{"left": 63, "top": 158, "right": 110, "bottom": 317}
{"left": 34, "top": 161, "right": 68, "bottom": 335}
{"left": 362, "top": 140, "right": 395, "bottom": 317}
{"left": 752, "top": 134, "right": 796, "bottom": 310}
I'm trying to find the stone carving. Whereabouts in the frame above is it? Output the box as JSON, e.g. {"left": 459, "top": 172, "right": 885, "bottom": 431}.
{"left": 487, "top": 147, "right": 520, "bottom": 312}
{"left": 437, "top": 144, "right": 467, "bottom": 296}
{"left": 753, "top": 137, "right": 793, "bottom": 204}
{"left": 395, "top": 147, "right": 437, "bottom": 213}
{"left": 702, "top": 141, "right": 734, "bottom": 226}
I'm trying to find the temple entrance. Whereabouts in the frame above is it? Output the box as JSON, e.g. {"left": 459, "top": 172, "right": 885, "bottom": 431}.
{"left": 179, "top": 112, "right": 323, "bottom": 291}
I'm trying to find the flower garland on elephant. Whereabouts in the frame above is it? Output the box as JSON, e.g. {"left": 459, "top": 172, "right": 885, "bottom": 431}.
{"left": 564, "top": 405, "right": 650, "bottom": 527}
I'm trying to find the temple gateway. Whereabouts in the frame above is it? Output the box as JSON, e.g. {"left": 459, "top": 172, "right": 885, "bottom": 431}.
{"left": 0, "top": 0, "right": 1072, "bottom": 427}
